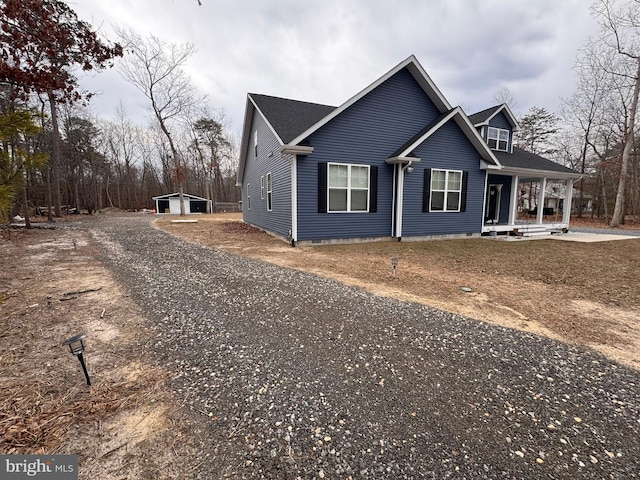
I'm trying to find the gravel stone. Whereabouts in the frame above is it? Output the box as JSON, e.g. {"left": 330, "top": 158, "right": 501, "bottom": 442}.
{"left": 81, "top": 214, "right": 640, "bottom": 479}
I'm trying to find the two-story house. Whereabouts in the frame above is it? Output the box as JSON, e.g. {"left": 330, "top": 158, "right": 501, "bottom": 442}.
{"left": 237, "top": 55, "right": 579, "bottom": 245}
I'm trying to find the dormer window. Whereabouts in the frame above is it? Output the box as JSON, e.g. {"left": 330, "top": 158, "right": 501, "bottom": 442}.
{"left": 487, "top": 127, "right": 509, "bottom": 151}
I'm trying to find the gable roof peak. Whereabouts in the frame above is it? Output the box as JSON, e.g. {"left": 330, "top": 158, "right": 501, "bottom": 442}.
{"left": 286, "top": 55, "right": 453, "bottom": 146}
{"left": 469, "top": 103, "right": 519, "bottom": 130}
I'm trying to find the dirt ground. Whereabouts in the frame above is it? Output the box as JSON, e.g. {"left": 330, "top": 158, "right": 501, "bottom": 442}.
{"left": 157, "top": 213, "right": 640, "bottom": 371}
{"left": 1, "top": 212, "right": 639, "bottom": 478}
{"left": 0, "top": 224, "right": 197, "bottom": 478}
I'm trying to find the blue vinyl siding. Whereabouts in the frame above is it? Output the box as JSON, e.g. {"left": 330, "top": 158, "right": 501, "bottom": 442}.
{"left": 297, "top": 68, "right": 441, "bottom": 241}
{"left": 242, "top": 112, "right": 292, "bottom": 237}
{"left": 402, "top": 121, "right": 485, "bottom": 236}
{"left": 487, "top": 174, "right": 513, "bottom": 224}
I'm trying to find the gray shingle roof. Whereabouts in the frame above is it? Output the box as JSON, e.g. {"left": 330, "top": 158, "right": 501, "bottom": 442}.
{"left": 468, "top": 105, "right": 503, "bottom": 125}
{"left": 495, "top": 147, "right": 578, "bottom": 174}
{"left": 250, "top": 93, "right": 336, "bottom": 144}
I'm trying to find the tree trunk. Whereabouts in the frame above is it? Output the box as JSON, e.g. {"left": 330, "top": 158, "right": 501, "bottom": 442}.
{"left": 600, "top": 162, "right": 610, "bottom": 223}
{"left": 22, "top": 177, "right": 31, "bottom": 229}
{"left": 47, "top": 90, "right": 62, "bottom": 218}
{"left": 611, "top": 59, "right": 640, "bottom": 227}
{"left": 179, "top": 183, "right": 185, "bottom": 215}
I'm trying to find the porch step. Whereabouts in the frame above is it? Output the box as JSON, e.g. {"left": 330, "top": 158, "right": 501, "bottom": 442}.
{"left": 513, "top": 224, "right": 562, "bottom": 237}
{"left": 521, "top": 230, "right": 552, "bottom": 237}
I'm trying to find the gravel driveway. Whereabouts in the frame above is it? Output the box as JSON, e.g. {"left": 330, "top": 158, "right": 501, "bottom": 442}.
{"left": 87, "top": 214, "right": 640, "bottom": 479}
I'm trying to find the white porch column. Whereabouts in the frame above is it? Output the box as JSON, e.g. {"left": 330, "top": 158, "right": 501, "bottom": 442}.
{"left": 509, "top": 175, "right": 519, "bottom": 225}
{"left": 536, "top": 177, "right": 547, "bottom": 224}
{"left": 563, "top": 179, "right": 574, "bottom": 225}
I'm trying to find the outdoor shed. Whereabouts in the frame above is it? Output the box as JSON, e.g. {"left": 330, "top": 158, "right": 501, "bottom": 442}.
{"left": 152, "top": 193, "right": 212, "bottom": 214}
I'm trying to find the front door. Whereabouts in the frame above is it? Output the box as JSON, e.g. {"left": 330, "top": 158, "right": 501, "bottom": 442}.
{"left": 485, "top": 184, "right": 502, "bottom": 224}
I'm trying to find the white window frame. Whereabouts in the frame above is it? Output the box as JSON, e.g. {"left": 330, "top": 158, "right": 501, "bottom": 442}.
{"left": 260, "top": 176, "right": 264, "bottom": 199}
{"left": 266, "top": 172, "right": 273, "bottom": 211}
{"left": 254, "top": 130, "right": 258, "bottom": 157}
{"left": 327, "top": 163, "right": 370, "bottom": 213}
{"left": 430, "top": 169, "right": 463, "bottom": 212}
{"left": 246, "top": 183, "right": 251, "bottom": 210}
{"left": 487, "top": 127, "right": 509, "bottom": 151}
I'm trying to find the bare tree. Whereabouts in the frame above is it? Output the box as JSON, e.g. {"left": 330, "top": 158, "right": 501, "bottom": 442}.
{"left": 493, "top": 87, "right": 517, "bottom": 111}
{"left": 591, "top": 0, "right": 640, "bottom": 226}
{"left": 562, "top": 44, "right": 612, "bottom": 217}
{"left": 116, "top": 28, "right": 202, "bottom": 215}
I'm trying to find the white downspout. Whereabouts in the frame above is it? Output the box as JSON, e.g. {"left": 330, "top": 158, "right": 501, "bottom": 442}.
{"left": 290, "top": 154, "right": 297, "bottom": 244}
{"left": 395, "top": 161, "right": 413, "bottom": 240}
{"left": 391, "top": 164, "right": 397, "bottom": 237}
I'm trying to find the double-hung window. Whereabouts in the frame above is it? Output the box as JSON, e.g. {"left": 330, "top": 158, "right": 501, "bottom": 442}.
{"left": 487, "top": 127, "right": 509, "bottom": 151}
{"left": 430, "top": 169, "right": 462, "bottom": 212}
{"left": 328, "top": 163, "right": 369, "bottom": 212}
{"left": 260, "top": 176, "right": 265, "bottom": 199}
{"left": 266, "top": 172, "right": 272, "bottom": 211}
{"left": 246, "top": 183, "right": 251, "bottom": 209}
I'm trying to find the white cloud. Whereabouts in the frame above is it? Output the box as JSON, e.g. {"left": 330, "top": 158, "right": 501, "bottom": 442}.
{"left": 71, "top": 0, "right": 601, "bottom": 137}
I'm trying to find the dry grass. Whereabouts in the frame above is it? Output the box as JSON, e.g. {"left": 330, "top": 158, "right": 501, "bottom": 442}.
{"left": 0, "top": 227, "right": 195, "bottom": 477}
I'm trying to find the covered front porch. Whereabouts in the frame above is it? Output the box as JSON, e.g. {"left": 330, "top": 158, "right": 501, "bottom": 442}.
{"left": 482, "top": 171, "right": 577, "bottom": 237}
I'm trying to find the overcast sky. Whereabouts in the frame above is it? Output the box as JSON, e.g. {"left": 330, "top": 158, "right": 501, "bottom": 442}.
{"left": 71, "top": 0, "right": 601, "bottom": 140}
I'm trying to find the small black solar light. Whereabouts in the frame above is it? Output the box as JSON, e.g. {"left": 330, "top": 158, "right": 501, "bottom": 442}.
{"left": 73, "top": 239, "right": 77, "bottom": 251}
{"left": 63, "top": 334, "right": 91, "bottom": 386}
{"left": 391, "top": 257, "right": 399, "bottom": 278}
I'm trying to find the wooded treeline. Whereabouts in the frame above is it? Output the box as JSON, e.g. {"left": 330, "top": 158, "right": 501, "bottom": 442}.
{"left": 509, "top": 0, "right": 640, "bottom": 226}
{"left": 1, "top": 93, "right": 239, "bottom": 218}
{"left": 0, "top": 0, "right": 238, "bottom": 224}
{"left": 1, "top": 0, "right": 640, "bottom": 226}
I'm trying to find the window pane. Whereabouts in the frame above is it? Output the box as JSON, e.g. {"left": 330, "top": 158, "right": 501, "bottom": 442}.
{"left": 447, "top": 192, "right": 460, "bottom": 210}
{"left": 328, "top": 189, "right": 347, "bottom": 211}
{"left": 329, "top": 164, "right": 348, "bottom": 188}
{"left": 498, "top": 140, "right": 508, "bottom": 151}
{"left": 498, "top": 130, "right": 509, "bottom": 141}
{"left": 448, "top": 171, "right": 461, "bottom": 190}
{"left": 431, "top": 170, "right": 446, "bottom": 190}
{"left": 487, "top": 138, "right": 497, "bottom": 149}
{"left": 351, "top": 166, "right": 369, "bottom": 188}
{"left": 351, "top": 190, "right": 368, "bottom": 211}
{"left": 267, "top": 174, "right": 272, "bottom": 190}
{"left": 431, "top": 191, "right": 444, "bottom": 210}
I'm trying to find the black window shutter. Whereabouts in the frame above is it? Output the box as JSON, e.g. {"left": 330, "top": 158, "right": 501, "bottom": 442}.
{"left": 369, "top": 166, "right": 378, "bottom": 213}
{"left": 460, "top": 171, "right": 469, "bottom": 212}
{"left": 318, "top": 162, "right": 327, "bottom": 213}
{"left": 422, "top": 168, "right": 431, "bottom": 212}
